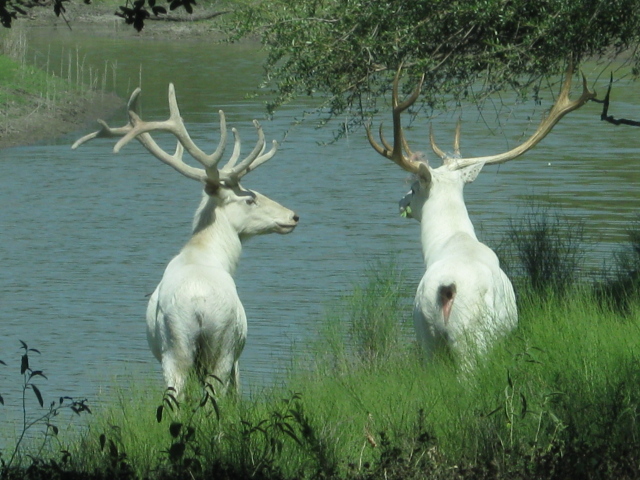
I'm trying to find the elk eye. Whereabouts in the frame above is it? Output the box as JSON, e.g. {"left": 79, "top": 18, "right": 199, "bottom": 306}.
{"left": 245, "top": 197, "right": 256, "bottom": 206}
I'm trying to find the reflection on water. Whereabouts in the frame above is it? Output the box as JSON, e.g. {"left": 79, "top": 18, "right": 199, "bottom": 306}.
{"left": 1, "top": 24, "right": 639, "bottom": 428}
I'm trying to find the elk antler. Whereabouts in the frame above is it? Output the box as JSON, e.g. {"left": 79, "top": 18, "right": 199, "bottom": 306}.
{"left": 72, "top": 84, "right": 277, "bottom": 186}
{"left": 366, "top": 66, "right": 426, "bottom": 174}
{"left": 431, "top": 63, "right": 596, "bottom": 170}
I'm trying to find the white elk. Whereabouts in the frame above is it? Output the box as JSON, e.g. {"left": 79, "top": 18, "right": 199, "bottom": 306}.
{"left": 73, "top": 85, "right": 299, "bottom": 395}
{"left": 367, "top": 65, "right": 594, "bottom": 362}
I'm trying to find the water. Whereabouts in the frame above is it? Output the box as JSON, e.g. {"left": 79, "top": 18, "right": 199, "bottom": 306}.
{"left": 1, "top": 24, "right": 639, "bottom": 430}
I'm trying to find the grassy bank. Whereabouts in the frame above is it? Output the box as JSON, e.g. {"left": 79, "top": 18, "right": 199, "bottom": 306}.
{"left": 2, "top": 260, "right": 639, "bottom": 478}
{"left": 15, "top": 286, "right": 636, "bottom": 479}
{"left": 0, "top": 26, "right": 121, "bottom": 149}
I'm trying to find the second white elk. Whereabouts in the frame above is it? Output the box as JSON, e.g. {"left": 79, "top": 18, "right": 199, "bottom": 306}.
{"left": 367, "top": 65, "right": 594, "bottom": 362}
{"left": 73, "top": 85, "right": 299, "bottom": 395}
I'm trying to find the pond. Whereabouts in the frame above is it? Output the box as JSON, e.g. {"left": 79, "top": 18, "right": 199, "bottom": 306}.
{"left": 1, "top": 22, "right": 639, "bottom": 433}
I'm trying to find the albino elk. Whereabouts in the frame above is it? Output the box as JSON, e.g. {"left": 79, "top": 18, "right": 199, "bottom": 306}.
{"left": 73, "top": 85, "right": 299, "bottom": 395}
{"left": 367, "top": 65, "right": 594, "bottom": 362}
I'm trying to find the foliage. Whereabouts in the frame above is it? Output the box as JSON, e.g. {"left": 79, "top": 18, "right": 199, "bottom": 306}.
{"left": 308, "top": 259, "right": 414, "bottom": 374}
{"left": 115, "top": 0, "right": 196, "bottom": 32}
{"left": 343, "top": 260, "right": 412, "bottom": 365}
{"left": 223, "top": 0, "right": 640, "bottom": 130}
{"left": 2, "top": 253, "right": 640, "bottom": 478}
{"left": 501, "top": 203, "right": 586, "bottom": 295}
{"left": 0, "top": 341, "right": 91, "bottom": 474}
{"left": 4, "top": 0, "right": 640, "bottom": 140}
{"left": 0, "top": 0, "right": 71, "bottom": 28}
{"left": 594, "top": 215, "right": 640, "bottom": 312}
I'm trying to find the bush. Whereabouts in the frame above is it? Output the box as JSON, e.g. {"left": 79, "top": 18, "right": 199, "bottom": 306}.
{"left": 594, "top": 215, "right": 640, "bottom": 313}
{"left": 501, "top": 203, "right": 586, "bottom": 296}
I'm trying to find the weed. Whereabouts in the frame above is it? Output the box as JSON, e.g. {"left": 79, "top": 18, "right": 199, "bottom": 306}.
{"left": 0, "top": 341, "right": 91, "bottom": 474}
{"left": 594, "top": 215, "right": 640, "bottom": 312}
{"left": 314, "top": 259, "right": 413, "bottom": 372}
{"left": 503, "top": 203, "right": 586, "bottom": 296}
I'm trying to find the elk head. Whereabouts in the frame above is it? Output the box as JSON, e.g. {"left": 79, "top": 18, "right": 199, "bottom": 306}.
{"left": 72, "top": 84, "right": 299, "bottom": 240}
{"left": 367, "top": 64, "right": 596, "bottom": 222}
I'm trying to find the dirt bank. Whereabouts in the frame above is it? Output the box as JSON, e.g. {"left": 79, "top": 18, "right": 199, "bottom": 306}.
{"left": 1, "top": 4, "right": 227, "bottom": 150}
{"left": 1, "top": 89, "right": 123, "bottom": 150}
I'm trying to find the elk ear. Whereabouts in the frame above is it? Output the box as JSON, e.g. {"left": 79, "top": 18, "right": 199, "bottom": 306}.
{"left": 461, "top": 162, "right": 484, "bottom": 184}
{"left": 417, "top": 162, "right": 432, "bottom": 186}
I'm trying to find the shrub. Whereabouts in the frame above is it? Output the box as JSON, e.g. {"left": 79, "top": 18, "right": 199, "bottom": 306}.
{"left": 501, "top": 203, "right": 586, "bottom": 296}
{"left": 594, "top": 215, "right": 640, "bottom": 312}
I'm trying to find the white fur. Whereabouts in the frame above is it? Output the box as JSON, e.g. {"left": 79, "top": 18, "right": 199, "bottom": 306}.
{"left": 70, "top": 83, "right": 298, "bottom": 395}
{"left": 400, "top": 162, "right": 517, "bottom": 361}
{"left": 146, "top": 185, "right": 298, "bottom": 395}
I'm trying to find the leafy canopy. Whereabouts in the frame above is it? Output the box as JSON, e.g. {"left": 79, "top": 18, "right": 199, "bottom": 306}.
{"left": 2, "top": 0, "right": 639, "bottom": 131}
{"left": 225, "top": 0, "right": 640, "bottom": 129}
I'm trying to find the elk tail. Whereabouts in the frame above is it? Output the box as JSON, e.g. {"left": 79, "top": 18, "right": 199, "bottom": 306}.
{"left": 438, "top": 284, "right": 457, "bottom": 325}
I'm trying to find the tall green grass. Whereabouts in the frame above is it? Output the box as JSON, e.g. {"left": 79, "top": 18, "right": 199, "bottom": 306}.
{"left": 498, "top": 202, "right": 587, "bottom": 296}
{"left": 1, "top": 214, "right": 639, "bottom": 479}
{"left": 0, "top": 24, "right": 120, "bottom": 129}
{"left": 49, "top": 267, "right": 639, "bottom": 479}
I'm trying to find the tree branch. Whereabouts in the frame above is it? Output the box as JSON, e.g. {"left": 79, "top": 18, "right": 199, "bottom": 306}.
{"left": 595, "top": 73, "right": 640, "bottom": 127}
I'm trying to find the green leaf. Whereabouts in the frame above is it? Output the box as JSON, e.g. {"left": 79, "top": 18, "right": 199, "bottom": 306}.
{"left": 168, "top": 442, "right": 186, "bottom": 462}
{"left": 31, "top": 384, "right": 44, "bottom": 407}
{"left": 29, "top": 370, "right": 47, "bottom": 380}
{"left": 156, "top": 405, "right": 164, "bottom": 423}
{"left": 108, "top": 439, "right": 118, "bottom": 459}
{"left": 520, "top": 393, "right": 528, "bottom": 419}
{"left": 21, "top": 354, "right": 28, "bottom": 374}
{"left": 169, "top": 422, "right": 182, "bottom": 438}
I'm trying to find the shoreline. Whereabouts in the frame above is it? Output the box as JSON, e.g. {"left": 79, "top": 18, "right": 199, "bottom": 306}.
{"left": 1, "top": 4, "right": 229, "bottom": 150}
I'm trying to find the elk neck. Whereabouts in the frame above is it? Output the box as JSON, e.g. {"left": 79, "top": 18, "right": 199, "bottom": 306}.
{"left": 182, "top": 195, "right": 243, "bottom": 276}
{"left": 419, "top": 179, "right": 478, "bottom": 265}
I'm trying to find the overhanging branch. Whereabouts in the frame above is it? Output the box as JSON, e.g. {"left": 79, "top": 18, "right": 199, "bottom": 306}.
{"left": 593, "top": 73, "right": 640, "bottom": 127}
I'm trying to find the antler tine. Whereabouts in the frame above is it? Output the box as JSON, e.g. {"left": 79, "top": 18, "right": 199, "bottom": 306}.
{"left": 220, "top": 120, "right": 277, "bottom": 184}
{"left": 235, "top": 139, "right": 278, "bottom": 180}
{"left": 73, "top": 84, "right": 281, "bottom": 187}
{"left": 134, "top": 134, "right": 206, "bottom": 182}
{"left": 224, "top": 128, "right": 243, "bottom": 169}
{"left": 370, "top": 121, "right": 416, "bottom": 158}
{"left": 113, "top": 85, "right": 229, "bottom": 180}
{"left": 366, "top": 66, "right": 425, "bottom": 173}
{"left": 70, "top": 88, "right": 142, "bottom": 150}
{"left": 378, "top": 123, "right": 393, "bottom": 152}
{"left": 365, "top": 123, "right": 391, "bottom": 157}
{"left": 72, "top": 85, "right": 211, "bottom": 182}
{"left": 453, "top": 119, "right": 461, "bottom": 157}
{"left": 450, "top": 63, "right": 596, "bottom": 170}
{"left": 430, "top": 119, "right": 462, "bottom": 165}
{"left": 71, "top": 120, "right": 131, "bottom": 150}
{"left": 389, "top": 68, "right": 424, "bottom": 171}
{"left": 429, "top": 125, "right": 448, "bottom": 160}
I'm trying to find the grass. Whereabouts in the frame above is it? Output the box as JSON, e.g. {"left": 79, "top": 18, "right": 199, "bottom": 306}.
{"left": 501, "top": 202, "right": 587, "bottom": 295}
{"left": 1, "top": 213, "right": 639, "bottom": 479}
{"left": 1, "top": 27, "right": 82, "bottom": 108}
{"left": 0, "top": 25, "right": 122, "bottom": 148}
{"left": 41, "top": 282, "right": 635, "bottom": 480}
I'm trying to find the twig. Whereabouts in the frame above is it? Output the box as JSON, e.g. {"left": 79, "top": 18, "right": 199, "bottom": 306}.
{"left": 593, "top": 73, "right": 640, "bottom": 127}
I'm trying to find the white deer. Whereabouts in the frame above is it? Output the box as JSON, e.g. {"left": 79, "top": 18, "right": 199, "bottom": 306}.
{"left": 367, "top": 65, "right": 594, "bottom": 362}
{"left": 73, "top": 85, "right": 299, "bottom": 395}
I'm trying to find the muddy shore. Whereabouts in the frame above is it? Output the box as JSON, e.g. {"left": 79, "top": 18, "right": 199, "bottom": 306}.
{"left": 1, "top": 3, "right": 227, "bottom": 150}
